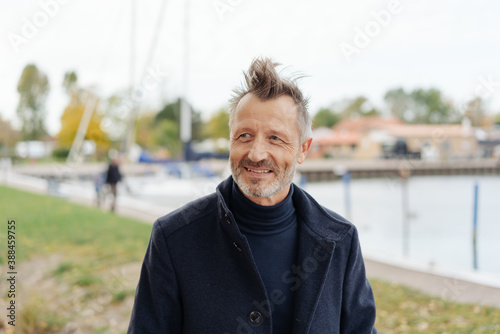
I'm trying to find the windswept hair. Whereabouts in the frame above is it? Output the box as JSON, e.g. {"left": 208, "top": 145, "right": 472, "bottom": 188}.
{"left": 228, "top": 57, "right": 312, "bottom": 143}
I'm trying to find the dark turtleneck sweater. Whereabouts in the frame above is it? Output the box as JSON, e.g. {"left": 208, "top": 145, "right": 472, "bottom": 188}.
{"left": 231, "top": 181, "right": 298, "bottom": 334}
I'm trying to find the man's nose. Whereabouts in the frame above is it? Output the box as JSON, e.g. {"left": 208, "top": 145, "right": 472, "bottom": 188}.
{"left": 247, "top": 138, "right": 269, "bottom": 162}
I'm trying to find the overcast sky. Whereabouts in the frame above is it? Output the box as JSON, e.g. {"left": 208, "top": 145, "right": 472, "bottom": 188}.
{"left": 2, "top": 0, "right": 500, "bottom": 136}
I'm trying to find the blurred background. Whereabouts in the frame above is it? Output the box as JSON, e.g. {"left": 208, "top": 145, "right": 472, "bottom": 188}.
{"left": 1, "top": 0, "right": 500, "bottom": 332}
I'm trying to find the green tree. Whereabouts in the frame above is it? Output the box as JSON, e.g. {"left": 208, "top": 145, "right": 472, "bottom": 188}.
{"left": 384, "top": 88, "right": 409, "bottom": 121}
{"left": 410, "top": 88, "right": 458, "bottom": 124}
{"left": 337, "top": 96, "right": 380, "bottom": 118}
{"left": 156, "top": 98, "right": 205, "bottom": 141}
{"left": 384, "top": 87, "right": 459, "bottom": 124}
{"left": 205, "top": 108, "right": 230, "bottom": 139}
{"left": 62, "top": 71, "right": 78, "bottom": 94}
{"left": 153, "top": 119, "right": 182, "bottom": 157}
{"left": 16, "top": 64, "right": 50, "bottom": 140}
{"left": 313, "top": 108, "right": 340, "bottom": 128}
{"left": 100, "top": 91, "right": 131, "bottom": 142}
{"left": 135, "top": 112, "right": 157, "bottom": 150}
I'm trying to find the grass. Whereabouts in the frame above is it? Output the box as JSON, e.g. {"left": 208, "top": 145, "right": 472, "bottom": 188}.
{"left": 0, "top": 185, "right": 152, "bottom": 333}
{"left": 0, "top": 185, "right": 152, "bottom": 263}
{"left": 371, "top": 279, "right": 500, "bottom": 333}
{"left": 1, "top": 185, "right": 499, "bottom": 333}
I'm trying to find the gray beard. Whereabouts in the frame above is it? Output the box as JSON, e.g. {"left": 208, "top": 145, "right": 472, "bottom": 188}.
{"left": 231, "top": 159, "right": 297, "bottom": 199}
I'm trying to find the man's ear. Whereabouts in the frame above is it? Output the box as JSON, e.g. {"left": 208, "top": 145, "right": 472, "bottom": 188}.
{"left": 297, "top": 138, "right": 313, "bottom": 164}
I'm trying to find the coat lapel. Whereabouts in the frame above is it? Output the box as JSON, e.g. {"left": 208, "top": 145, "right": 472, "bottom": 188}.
{"left": 292, "top": 221, "right": 336, "bottom": 333}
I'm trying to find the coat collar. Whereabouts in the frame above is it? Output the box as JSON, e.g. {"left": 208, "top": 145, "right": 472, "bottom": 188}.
{"left": 216, "top": 176, "right": 352, "bottom": 242}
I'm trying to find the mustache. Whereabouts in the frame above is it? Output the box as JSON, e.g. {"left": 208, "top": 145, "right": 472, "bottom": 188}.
{"left": 238, "top": 158, "right": 277, "bottom": 170}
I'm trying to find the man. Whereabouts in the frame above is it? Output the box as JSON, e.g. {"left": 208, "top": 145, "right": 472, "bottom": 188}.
{"left": 128, "top": 57, "right": 377, "bottom": 333}
{"left": 105, "top": 155, "right": 122, "bottom": 212}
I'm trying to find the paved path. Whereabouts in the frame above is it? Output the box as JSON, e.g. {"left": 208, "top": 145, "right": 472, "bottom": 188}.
{"left": 365, "top": 255, "right": 500, "bottom": 309}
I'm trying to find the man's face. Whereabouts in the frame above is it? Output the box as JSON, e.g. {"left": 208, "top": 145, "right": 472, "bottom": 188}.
{"left": 229, "top": 93, "right": 311, "bottom": 206}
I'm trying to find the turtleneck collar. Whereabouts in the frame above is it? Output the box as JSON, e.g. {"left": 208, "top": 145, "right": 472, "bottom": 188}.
{"left": 230, "top": 180, "right": 296, "bottom": 236}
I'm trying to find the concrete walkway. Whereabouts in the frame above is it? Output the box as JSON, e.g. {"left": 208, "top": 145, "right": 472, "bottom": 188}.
{"left": 365, "top": 255, "right": 500, "bottom": 309}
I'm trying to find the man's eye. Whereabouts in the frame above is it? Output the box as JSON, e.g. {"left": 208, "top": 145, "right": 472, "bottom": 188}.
{"left": 270, "top": 135, "right": 280, "bottom": 141}
{"left": 239, "top": 133, "right": 251, "bottom": 139}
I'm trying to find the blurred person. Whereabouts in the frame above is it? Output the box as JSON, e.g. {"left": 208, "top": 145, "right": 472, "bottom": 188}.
{"left": 128, "top": 58, "right": 377, "bottom": 333}
{"left": 105, "top": 155, "right": 121, "bottom": 212}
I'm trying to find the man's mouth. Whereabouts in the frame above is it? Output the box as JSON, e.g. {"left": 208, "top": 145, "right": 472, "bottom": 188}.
{"left": 245, "top": 167, "right": 272, "bottom": 174}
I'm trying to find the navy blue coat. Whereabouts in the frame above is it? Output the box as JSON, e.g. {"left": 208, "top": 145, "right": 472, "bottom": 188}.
{"left": 128, "top": 176, "right": 377, "bottom": 333}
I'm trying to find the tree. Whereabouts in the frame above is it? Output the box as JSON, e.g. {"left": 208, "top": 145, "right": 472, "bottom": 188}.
{"left": 384, "top": 88, "right": 409, "bottom": 121}
{"left": 384, "top": 87, "right": 459, "bottom": 124}
{"left": 205, "top": 108, "right": 230, "bottom": 139}
{"left": 62, "top": 71, "right": 78, "bottom": 94}
{"left": 56, "top": 90, "right": 110, "bottom": 158}
{"left": 100, "top": 91, "right": 132, "bottom": 142}
{"left": 410, "top": 88, "right": 459, "bottom": 124}
{"left": 153, "top": 119, "right": 182, "bottom": 157}
{"left": 135, "top": 112, "right": 157, "bottom": 150}
{"left": 16, "top": 64, "right": 50, "bottom": 140}
{"left": 156, "top": 98, "right": 205, "bottom": 141}
{"left": 0, "top": 115, "right": 20, "bottom": 155}
{"left": 463, "top": 97, "right": 486, "bottom": 127}
{"left": 333, "top": 96, "right": 380, "bottom": 119}
{"left": 313, "top": 108, "right": 340, "bottom": 128}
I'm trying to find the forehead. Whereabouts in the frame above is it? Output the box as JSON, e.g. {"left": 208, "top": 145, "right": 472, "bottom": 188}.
{"left": 232, "top": 93, "right": 299, "bottom": 132}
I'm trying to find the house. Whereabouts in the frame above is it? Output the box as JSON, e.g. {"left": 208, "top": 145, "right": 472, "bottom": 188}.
{"left": 310, "top": 116, "right": 478, "bottom": 161}
{"left": 309, "top": 116, "right": 403, "bottom": 159}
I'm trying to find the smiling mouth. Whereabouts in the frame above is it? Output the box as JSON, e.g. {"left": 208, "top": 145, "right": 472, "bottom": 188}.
{"left": 245, "top": 167, "right": 272, "bottom": 174}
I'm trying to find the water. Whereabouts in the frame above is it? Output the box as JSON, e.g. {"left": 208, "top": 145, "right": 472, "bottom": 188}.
{"left": 304, "top": 175, "right": 500, "bottom": 278}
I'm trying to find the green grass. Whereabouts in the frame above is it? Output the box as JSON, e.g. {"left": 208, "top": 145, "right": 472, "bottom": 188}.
{"left": 0, "top": 185, "right": 153, "bottom": 333}
{"left": 1, "top": 185, "right": 499, "bottom": 332}
{"left": 0, "top": 185, "right": 152, "bottom": 263}
{"left": 372, "top": 279, "right": 500, "bottom": 333}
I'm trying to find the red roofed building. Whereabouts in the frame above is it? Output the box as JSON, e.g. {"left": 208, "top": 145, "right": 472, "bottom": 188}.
{"left": 309, "top": 116, "right": 478, "bottom": 160}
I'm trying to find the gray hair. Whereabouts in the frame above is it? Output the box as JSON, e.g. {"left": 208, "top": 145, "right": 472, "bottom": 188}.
{"left": 228, "top": 57, "right": 312, "bottom": 143}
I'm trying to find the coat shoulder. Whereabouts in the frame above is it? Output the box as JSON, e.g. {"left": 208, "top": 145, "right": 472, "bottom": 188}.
{"left": 293, "top": 184, "right": 355, "bottom": 242}
{"left": 154, "top": 192, "right": 218, "bottom": 238}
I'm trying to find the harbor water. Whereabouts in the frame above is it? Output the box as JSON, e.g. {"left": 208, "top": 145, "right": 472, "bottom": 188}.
{"left": 304, "top": 175, "right": 500, "bottom": 278}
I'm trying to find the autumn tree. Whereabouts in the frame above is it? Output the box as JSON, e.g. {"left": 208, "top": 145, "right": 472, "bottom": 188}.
{"left": 463, "top": 97, "right": 487, "bottom": 127}
{"left": 16, "top": 64, "right": 50, "bottom": 140}
{"left": 56, "top": 72, "right": 110, "bottom": 158}
{"left": 0, "top": 115, "right": 20, "bottom": 155}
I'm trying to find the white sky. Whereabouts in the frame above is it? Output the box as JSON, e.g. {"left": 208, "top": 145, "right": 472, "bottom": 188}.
{"left": 1, "top": 0, "right": 500, "bottom": 136}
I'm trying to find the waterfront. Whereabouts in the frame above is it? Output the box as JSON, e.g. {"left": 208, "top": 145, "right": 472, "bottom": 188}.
{"left": 305, "top": 175, "right": 500, "bottom": 278}
{"left": 119, "top": 173, "right": 500, "bottom": 278}
{"left": 7, "top": 168, "right": 499, "bottom": 279}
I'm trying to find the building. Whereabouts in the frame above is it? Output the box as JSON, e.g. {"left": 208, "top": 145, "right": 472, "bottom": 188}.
{"left": 310, "top": 116, "right": 478, "bottom": 161}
